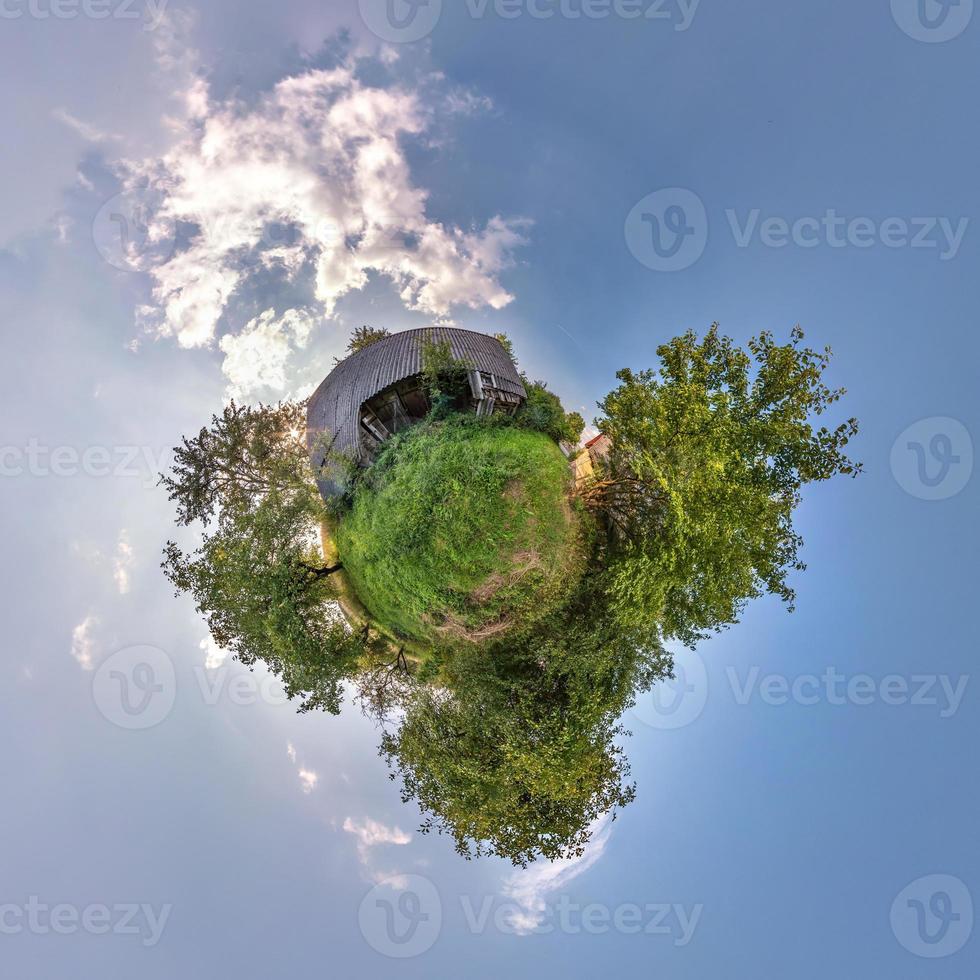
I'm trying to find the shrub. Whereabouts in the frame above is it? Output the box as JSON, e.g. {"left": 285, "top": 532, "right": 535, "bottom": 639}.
{"left": 515, "top": 379, "right": 585, "bottom": 446}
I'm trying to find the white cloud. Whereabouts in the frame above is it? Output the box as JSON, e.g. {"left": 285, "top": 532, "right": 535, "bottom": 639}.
{"left": 343, "top": 816, "right": 412, "bottom": 863}
{"left": 371, "top": 871, "right": 410, "bottom": 890}
{"left": 298, "top": 769, "right": 319, "bottom": 795}
{"left": 113, "top": 530, "right": 134, "bottom": 595}
{"left": 343, "top": 816, "right": 412, "bottom": 848}
{"left": 200, "top": 635, "right": 230, "bottom": 671}
{"left": 70, "top": 615, "right": 99, "bottom": 671}
{"left": 52, "top": 107, "right": 121, "bottom": 144}
{"left": 54, "top": 214, "right": 73, "bottom": 245}
{"left": 219, "top": 308, "right": 316, "bottom": 400}
{"left": 284, "top": 741, "right": 318, "bottom": 794}
{"left": 120, "top": 60, "right": 528, "bottom": 365}
{"left": 501, "top": 816, "right": 614, "bottom": 935}
{"left": 378, "top": 45, "right": 401, "bottom": 67}
{"left": 70, "top": 532, "right": 137, "bottom": 593}
{"left": 150, "top": 6, "right": 203, "bottom": 111}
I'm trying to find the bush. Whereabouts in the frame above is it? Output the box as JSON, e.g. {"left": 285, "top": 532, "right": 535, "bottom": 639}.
{"left": 420, "top": 338, "right": 473, "bottom": 415}
{"left": 515, "top": 380, "right": 585, "bottom": 446}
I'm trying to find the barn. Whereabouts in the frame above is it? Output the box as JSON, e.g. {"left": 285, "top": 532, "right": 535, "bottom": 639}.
{"left": 306, "top": 327, "right": 527, "bottom": 499}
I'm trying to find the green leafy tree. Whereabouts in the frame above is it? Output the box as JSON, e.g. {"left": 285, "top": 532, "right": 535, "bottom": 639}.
{"left": 345, "top": 325, "right": 391, "bottom": 357}
{"left": 493, "top": 332, "right": 517, "bottom": 365}
{"left": 380, "top": 662, "right": 633, "bottom": 866}
{"left": 516, "top": 379, "right": 585, "bottom": 446}
{"left": 590, "top": 325, "right": 861, "bottom": 646}
{"left": 163, "top": 490, "right": 360, "bottom": 712}
{"left": 378, "top": 581, "right": 671, "bottom": 866}
{"left": 161, "top": 404, "right": 361, "bottom": 713}
{"left": 420, "top": 337, "right": 473, "bottom": 413}
{"left": 160, "top": 401, "right": 312, "bottom": 527}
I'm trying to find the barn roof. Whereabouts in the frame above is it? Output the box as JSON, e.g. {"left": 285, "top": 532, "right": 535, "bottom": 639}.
{"left": 306, "top": 327, "right": 525, "bottom": 496}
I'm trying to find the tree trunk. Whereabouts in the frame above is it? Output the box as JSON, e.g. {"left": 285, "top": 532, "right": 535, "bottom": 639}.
{"left": 300, "top": 561, "right": 344, "bottom": 578}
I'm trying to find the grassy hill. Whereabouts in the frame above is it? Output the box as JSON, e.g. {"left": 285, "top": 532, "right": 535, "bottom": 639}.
{"left": 336, "top": 417, "right": 588, "bottom": 647}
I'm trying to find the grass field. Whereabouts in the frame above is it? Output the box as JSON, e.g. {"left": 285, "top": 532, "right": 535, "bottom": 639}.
{"left": 336, "top": 418, "right": 587, "bottom": 647}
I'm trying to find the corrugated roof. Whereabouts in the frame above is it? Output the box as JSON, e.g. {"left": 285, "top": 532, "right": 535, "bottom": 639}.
{"left": 306, "top": 327, "right": 526, "bottom": 497}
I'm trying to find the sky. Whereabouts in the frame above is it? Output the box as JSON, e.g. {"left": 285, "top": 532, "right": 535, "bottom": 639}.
{"left": 1, "top": 0, "right": 978, "bottom": 976}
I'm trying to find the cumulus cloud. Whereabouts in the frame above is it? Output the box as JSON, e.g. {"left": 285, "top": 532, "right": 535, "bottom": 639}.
{"left": 500, "top": 816, "right": 613, "bottom": 935}
{"left": 70, "top": 615, "right": 99, "bottom": 671}
{"left": 121, "top": 59, "right": 528, "bottom": 372}
{"left": 298, "top": 769, "right": 319, "bottom": 794}
{"left": 219, "top": 308, "right": 316, "bottom": 400}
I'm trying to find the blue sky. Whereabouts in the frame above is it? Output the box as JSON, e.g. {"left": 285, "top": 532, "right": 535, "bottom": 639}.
{"left": 1, "top": 1, "right": 977, "bottom": 976}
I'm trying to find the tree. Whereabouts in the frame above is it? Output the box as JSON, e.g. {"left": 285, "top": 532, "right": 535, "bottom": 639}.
{"left": 345, "top": 325, "right": 391, "bottom": 357}
{"left": 377, "top": 578, "right": 671, "bottom": 866}
{"left": 160, "top": 401, "right": 311, "bottom": 527}
{"left": 590, "top": 325, "right": 861, "bottom": 646}
{"left": 493, "top": 332, "right": 517, "bottom": 365}
{"left": 516, "top": 379, "right": 585, "bottom": 447}
{"left": 420, "top": 336, "right": 473, "bottom": 413}
{"left": 380, "top": 656, "right": 635, "bottom": 867}
{"left": 161, "top": 404, "right": 362, "bottom": 713}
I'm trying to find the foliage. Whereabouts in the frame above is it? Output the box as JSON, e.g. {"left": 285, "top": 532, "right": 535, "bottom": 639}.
{"left": 161, "top": 402, "right": 361, "bottom": 713}
{"left": 158, "top": 323, "right": 863, "bottom": 863}
{"left": 159, "top": 401, "right": 312, "bottom": 527}
{"left": 378, "top": 576, "right": 671, "bottom": 866}
{"left": 590, "top": 325, "right": 861, "bottom": 646}
{"left": 419, "top": 336, "right": 474, "bottom": 414}
{"left": 515, "top": 378, "right": 585, "bottom": 447}
{"left": 163, "top": 490, "right": 360, "bottom": 712}
{"left": 493, "top": 332, "right": 517, "bottom": 365}
{"left": 337, "top": 416, "right": 586, "bottom": 647}
{"left": 345, "top": 325, "right": 391, "bottom": 357}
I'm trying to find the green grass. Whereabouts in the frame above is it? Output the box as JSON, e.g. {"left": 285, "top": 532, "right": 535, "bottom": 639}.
{"left": 336, "top": 417, "right": 587, "bottom": 647}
